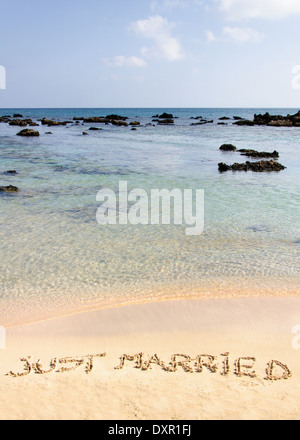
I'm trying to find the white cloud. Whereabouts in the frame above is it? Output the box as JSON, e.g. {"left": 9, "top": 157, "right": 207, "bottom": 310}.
{"left": 222, "top": 26, "right": 263, "bottom": 43}
{"left": 217, "top": 0, "right": 300, "bottom": 20}
{"left": 206, "top": 30, "right": 217, "bottom": 42}
{"left": 130, "top": 15, "right": 185, "bottom": 61}
{"left": 104, "top": 56, "right": 147, "bottom": 68}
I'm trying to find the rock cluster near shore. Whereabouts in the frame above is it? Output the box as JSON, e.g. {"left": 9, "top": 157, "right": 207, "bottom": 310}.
{"left": 1, "top": 110, "right": 300, "bottom": 133}
{"left": 218, "top": 144, "right": 286, "bottom": 172}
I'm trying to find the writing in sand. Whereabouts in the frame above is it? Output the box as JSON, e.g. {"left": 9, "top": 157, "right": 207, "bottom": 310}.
{"left": 6, "top": 352, "right": 292, "bottom": 381}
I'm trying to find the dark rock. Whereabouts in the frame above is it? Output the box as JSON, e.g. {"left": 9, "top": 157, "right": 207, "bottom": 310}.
{"left": 105, "top": 114, "right": 128, "bottom": 121}
{"left": 45, "top": 132, "right": 53, "bottom": 135}
{"left": 267, "top": 120, "right": 293, "bottom": 127}
{"left": 234, "top": 110, "right": 300, "bottom": 127}
{"left": 233, "top": 120, "right": 255, "bottom": 126}
{"left": 111, "top": 120, "right": 128, "bottom": 126}
{"left": 0, "top": 185, "right": 20, "bottom": 192}
{"left": 219, "top": 117, "right": 230, "bottom": 120}
{"left": 82, "top": 132, "right": 88, "bottom": 135}
{"left": 220, "top": 144, "right": 237, "bottom": 151}
{"left": 129, "top": 121, "right": 140, "bottom": 126}
{"left": 83, "top": 117, "right": 107, "bottom": 123}
{"left": 191, "top": 120, "right": 213, "bottom": 125}
{"left": 13, "top": 114, "right": 23, "bottom": 118}
{"left": 238, "top": 149, "right": 279, "bottom": 159}
{"left": 158, "top": 119, "right": 174, "bottom": 125}
{"left": 218, "top": 160, "right": 286, "bottom": 173}
{"left": 41, "top": 119, "right": 62, "bottom": 126}
{"left": 17, "top": 129, "right": 40, "bottom": 137}
{"left": 233, "top": 116, "right": 243, "bottom": 120}
{"left": 218, "top": 163, "right": 231, "bottom": 172}
{"left": 153, "top": 113, "right": 174, "bottom": 119}
{"left": 5, "top": 170, "right": 17, "bottom": 174}
{"left": 9, "top": 119, "right": 28, "bottom": 127}
{"left": 159, "top": 113, "right": 173, "bottom": 119}
{"left": 89, "top": 127, "right": 102, "bottom": 131}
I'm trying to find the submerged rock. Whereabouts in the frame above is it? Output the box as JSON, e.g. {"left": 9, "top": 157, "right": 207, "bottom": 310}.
{"left": 218, "top": 160, "right": 286, "bottom": 173}
{"left": 191, "top": 119, "right": 213, "bottom": 125}
{"left": 247, "top": 225, "right": 272, "bottom": 233}
{"left": 238, "top": 149, "right": 279, "bottom": 159}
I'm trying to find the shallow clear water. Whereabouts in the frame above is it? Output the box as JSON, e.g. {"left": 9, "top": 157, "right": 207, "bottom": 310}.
{"left": 0, "top": 108, "right": 299, "bottom": 325}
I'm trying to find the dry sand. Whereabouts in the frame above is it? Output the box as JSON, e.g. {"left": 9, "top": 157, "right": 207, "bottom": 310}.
{"left": 0, "top": 297, "right": 299, "bottom": 420}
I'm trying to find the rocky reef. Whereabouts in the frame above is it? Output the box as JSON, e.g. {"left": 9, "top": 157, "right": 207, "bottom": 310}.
{"left": 218, "top": 160, "right": 286, "bottom": 173}
{"left": 234, "top": 110, "right": 300, "bottom": 127}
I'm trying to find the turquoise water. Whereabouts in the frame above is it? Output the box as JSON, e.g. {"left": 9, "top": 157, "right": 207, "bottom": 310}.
{"left": 0, "top": 108, "right": 299, "bottom": 325}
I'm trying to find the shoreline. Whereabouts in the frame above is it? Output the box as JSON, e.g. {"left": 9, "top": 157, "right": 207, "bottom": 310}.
{"left": 3, "top": 285, "right": 300, "bottom": 328}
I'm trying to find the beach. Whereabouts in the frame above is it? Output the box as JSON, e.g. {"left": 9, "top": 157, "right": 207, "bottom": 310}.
{"left": 0, "top": 108, "right": 300, "bottom": 420}
{"left": 0, "top": 297, "right": 299, "bottom": 420}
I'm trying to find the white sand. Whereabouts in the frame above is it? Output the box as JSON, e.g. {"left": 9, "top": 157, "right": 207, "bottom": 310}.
{"left": 0, "top": 297, "right": 299, "bottom": 420}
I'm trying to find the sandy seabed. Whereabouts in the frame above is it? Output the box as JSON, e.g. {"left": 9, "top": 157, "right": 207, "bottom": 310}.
{"left": 0, "top": 297, "right": 299, "bottom": 420}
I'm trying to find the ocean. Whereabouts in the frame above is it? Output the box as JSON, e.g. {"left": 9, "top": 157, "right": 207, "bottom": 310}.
{"left": 0, "top": 108, "right": 299, "bottom": 325}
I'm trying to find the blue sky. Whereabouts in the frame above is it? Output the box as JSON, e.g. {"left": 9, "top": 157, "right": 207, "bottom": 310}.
{"left": 1, "top": 0, "right": 300, "bottom": 107}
